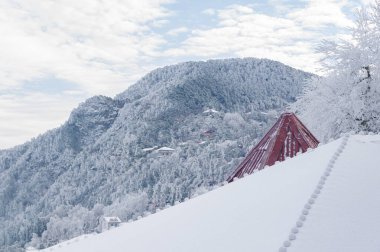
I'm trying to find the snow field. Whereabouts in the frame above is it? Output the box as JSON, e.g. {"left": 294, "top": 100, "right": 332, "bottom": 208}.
{"left": 289, "top": 134, "right": 380, "bottom": 252}
{"left": 279, "top": 134, "right": 350, "bottom": 252}
{"left": 43, "top": 137, "right": 342, "bottom": 252}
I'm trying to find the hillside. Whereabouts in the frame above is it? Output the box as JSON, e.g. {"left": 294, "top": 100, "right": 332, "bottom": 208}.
{"left": 0, "top": 58, "right": 313, "bottom": 250}
{"left": 40, "top": 134, "right": 380, "bottom": 252}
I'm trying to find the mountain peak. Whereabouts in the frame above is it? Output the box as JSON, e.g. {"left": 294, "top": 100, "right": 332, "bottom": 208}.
{"left": 0, "top": 58, "right": 313, "bottom": 250}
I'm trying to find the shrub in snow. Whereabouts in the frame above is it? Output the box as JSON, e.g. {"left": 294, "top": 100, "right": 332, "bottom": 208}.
{"left": 191, "top": 193, "right": 199, "bottom": 198}
{"left": 212, "top": 184, "right": 220, "bottom": 190}
{"left": 143, "top": 212, "right": 152, "bottom": 217}
{"left": 25, "top": 246, "right": 37, "bottom": 251}
{"left": 223, "top": 112, "right": 247, "bottom": 130}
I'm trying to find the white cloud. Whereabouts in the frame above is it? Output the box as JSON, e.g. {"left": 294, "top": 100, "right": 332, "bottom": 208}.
{"left": 202, "top": 8, "right": 216, "bottom": 16}
{"left": 0, "top": 0, "right": 173, "bottom": 95}
{"left": 163, "top": 2, "right": 354, "bottom": 74}
{"left": 0, "top": 92, "right": 84, "bottom": 149}
{"left": 268, "top": 0, "right": 294, "bottom": 14}
{"left": 167, "top": 27, "right": 189, "bottom": 36}
{"left": 0, "top": 0, "right": 361, "bottom": 149}
{"left": 288, "top": 0, "right": 354, "bottom": 28}
{"left": 0, "top": 0, "right": 174, "bottom": 149}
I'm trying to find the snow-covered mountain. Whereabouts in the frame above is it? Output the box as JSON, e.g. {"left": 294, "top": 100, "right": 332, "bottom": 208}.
{"left": 0, "top": 58, "right": 313, "bottom": 250}
{"left": 39, "top": 134, "right": 380, "bottom": 252}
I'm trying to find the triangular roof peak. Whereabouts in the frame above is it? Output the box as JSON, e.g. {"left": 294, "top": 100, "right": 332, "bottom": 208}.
{"left": 227, "top": 112, "right": 319, "bottom": 182}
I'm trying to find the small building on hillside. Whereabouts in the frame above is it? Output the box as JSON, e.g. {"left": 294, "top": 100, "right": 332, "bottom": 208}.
{"left": 157, "top": 147, "right": 175, "bottom": 156}
{"left": 202, "top": 108, "right": 220, "bottom": 117}
{"left": 198, "top": 141, "right": 207, "bottom": 145}
{"left": 142, "top": 146, "right": 158, "bottom": 153}
{"left": 227, "top": 112, "right": 319, "bottom": 182}
{"left": 101, "top": 216, "right": 122, "bottom": 231}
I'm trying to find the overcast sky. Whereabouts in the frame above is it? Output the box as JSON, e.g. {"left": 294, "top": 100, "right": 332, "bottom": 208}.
{"left": 0, "top": 0, "right": 373, "bottom": 149}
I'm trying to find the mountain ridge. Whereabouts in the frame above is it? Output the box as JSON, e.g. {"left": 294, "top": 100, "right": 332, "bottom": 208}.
{"left": 0, "top": 57, "right": 313, "bottom": 250}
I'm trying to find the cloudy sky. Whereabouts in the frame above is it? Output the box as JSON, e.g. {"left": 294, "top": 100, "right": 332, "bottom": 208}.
{"left": 0, "top": 0, "right": 373, "bottom": 149}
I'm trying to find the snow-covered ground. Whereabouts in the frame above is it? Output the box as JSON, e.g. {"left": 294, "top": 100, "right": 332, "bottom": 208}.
{"left": 41, "top": 134, "right": 380, "bottom": 252}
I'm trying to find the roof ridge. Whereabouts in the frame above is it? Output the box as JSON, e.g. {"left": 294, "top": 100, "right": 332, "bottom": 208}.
{"left": 227, "top": 112, "right": 319, "bottom": 182}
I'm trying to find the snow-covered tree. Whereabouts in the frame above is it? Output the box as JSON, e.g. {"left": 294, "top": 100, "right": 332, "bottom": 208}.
{"left": 293, "top": 1, "right": 380, "bottom": 142}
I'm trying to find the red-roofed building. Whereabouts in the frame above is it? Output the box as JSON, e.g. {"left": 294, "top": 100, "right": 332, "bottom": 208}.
{"left": 227, "top": 112, "right": 319, "bottom": 182}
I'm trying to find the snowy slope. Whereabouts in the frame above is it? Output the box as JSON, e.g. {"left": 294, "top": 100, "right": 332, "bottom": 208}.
{"left": 41, "top": 134, "right": 380, "bottom": 252}
{"left": 290, "top": 134, "right": 380, "bottom": 252}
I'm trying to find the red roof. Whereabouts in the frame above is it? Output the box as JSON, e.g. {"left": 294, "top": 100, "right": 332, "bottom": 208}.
{"left": 227, "top": 112, "right": 319, "bottom": 182}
